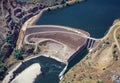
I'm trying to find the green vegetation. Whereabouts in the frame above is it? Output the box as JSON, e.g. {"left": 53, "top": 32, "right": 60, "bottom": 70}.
{"left": 0, "top": 44, "right": 13, "bottom": 61}
{"left": 117, "top": 34, "right": 120, "bottom": 40}
{"left": 0, "top": 64, "right": 7, "bottom": 80}
{"left": 88, "top": 62, "right": 91, "bottom": 66}
{"left": 113, "top": 50, "right": 117, "bottom": 54}
{"left": 39, "top": 42, "right": 46, "bottom": 46}
{"left": 96, "top": 80, "right": 104, "bottom": 83}
{"left": 48, "top": 8, "right": 51, "bottom": 11}
{"left": 5, "top": 33, "right": 14, "bottom": 46}
{"left": 114, "top": 44, "right": 117, "bottom": 48}
{"left": 13, "top": 49, "right": 24, "bottom": 60}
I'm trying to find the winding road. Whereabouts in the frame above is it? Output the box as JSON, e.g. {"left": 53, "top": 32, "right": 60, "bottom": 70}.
{"left": 114, "top": 26, "right": 120, "bottom": 52}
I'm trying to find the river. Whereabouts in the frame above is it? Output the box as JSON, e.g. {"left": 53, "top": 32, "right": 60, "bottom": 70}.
{"left": 11, "top": 50, "right": 88, "bottom": 83}
{"left": 11, "top": 56, "right": 66, "bottom": 83}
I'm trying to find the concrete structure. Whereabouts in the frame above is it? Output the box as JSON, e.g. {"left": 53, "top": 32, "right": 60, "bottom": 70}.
{"left": 86, "top": 38, "right": 100, "bottom": 49}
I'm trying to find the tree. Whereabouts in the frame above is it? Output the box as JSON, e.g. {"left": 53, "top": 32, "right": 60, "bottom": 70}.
{"left": 0, "top": 64, "right": 7, "bottom": 80}
{"left": 114, "top": 44, "right": 117, "bottom": 48}
{"left": 48, "top": 8, "right": 51, "bottom": 11}
{"left": 5, "top": 33, "right": 14, "bottom": 46}
{"left": 97, "top": 81, "right": 104, "bottom": 83}
{"left": 13, "top": 49, "right": 23, "bottom": 60}
{"left": 113, "top": 50, "right": 117, "bottom": 54}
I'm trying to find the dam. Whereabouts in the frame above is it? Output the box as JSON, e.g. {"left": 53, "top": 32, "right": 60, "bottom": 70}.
{"left": 2, "top": 25, "right": 100, "bottom": 83}
{"left": 2, "top": 0, "right": 120, "bottom": 82}
{"left": 23, "top": 25, "right": 99, "bottom": 62}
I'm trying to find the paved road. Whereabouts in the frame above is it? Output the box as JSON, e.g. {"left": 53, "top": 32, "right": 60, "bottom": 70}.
{"left": 114, "top": 26, "right": 120, "bottom": 52}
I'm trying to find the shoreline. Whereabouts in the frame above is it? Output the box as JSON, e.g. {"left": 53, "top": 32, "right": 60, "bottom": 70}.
{"left": 11, "top": 63, "right": 41, "bottom": 83}
{"left": 2, "top": 54, "right": 66, "bottom": 83}
{"left": 25, "top": 0, "right": 85, "bottom": 26}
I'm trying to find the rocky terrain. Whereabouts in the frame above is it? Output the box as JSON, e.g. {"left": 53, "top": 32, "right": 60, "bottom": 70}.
{"left": 0, "top": 0, "right": 120, "bottom": 83}
{"left": 60, "top": 19, "right": 120, "bottom": 83}
{"left": 0, "top": 0, "right": 84, "bottom": 82}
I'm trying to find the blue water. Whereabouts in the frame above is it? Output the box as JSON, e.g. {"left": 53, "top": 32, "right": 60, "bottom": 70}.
{"left": 36, "top": 0, "right": 120, "bottom": 38}
{"left": 11, "top": 56, "right": 66, "bottom": 83}
{"left": 11, "top": 49, "right": 88, "bottom": 83}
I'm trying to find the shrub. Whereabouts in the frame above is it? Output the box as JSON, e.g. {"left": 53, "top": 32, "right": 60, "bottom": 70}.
{"left": 97, "top": 80, "right": 104, "bottom": 83}
{"left": 13, "top": 49, "right": 23, "bottom": 60}
{"left": 114, "top": 44, "right": 117, "bottom": 48}
{"left": 0, "top": 64, "right": 7, "bottom": 80}
{"left": 48, "top": 8, "right": 51, "bottom": 11}
{"left": 5, "top": 33, "right": 14, "bottom": 46}
{"left": 113, "top": 50, "right": 117, "bottom": 54}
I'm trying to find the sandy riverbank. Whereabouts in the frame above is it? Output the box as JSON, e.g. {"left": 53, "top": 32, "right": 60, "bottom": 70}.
{"left": 11, "top": 63, "right": 41, "bottom": 83}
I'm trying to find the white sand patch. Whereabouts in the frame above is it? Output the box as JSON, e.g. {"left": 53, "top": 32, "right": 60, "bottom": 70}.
{"left": 11, "top": 63, "right": 41, "bottom": 83}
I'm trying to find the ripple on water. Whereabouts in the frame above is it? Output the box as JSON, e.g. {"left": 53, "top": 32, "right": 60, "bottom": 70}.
{"left": 12, "top": 56, "right": 66, "bottom": 83}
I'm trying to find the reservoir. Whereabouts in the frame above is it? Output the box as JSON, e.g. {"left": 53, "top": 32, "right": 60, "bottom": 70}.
{"left": 36, "top": 0, "right": 120, "bottom": 38}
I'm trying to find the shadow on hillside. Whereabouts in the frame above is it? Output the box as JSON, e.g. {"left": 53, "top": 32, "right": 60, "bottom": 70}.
{"left": 65, "top": 49, "right": 88, "bottom": 73}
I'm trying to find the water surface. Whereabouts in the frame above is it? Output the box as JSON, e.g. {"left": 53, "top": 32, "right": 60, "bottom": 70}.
{"left": 12, "top": 56, "right": 66, "bottom": 83}
{"left": 36, "top": 0, "right": 120, "bottom": 38}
